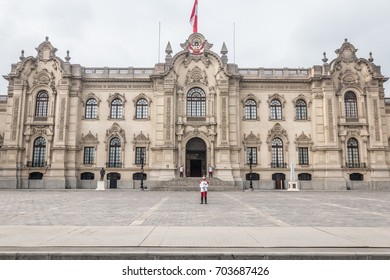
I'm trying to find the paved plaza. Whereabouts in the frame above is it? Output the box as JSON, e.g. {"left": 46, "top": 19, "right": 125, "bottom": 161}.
{"left": 0, "top": 189, "right": 390, "bottom": 259}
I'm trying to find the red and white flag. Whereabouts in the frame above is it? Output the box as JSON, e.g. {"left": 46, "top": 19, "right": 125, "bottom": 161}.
{"left": 189, "top": 0, "right": 198, "bottom": 33}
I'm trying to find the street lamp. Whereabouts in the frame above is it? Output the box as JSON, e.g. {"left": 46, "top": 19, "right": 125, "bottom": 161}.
{"left": 249, "top": 150, "right": 253, "bottom": 190}
{"left": 140, "top": 151, "right": 145, "bottom": 190}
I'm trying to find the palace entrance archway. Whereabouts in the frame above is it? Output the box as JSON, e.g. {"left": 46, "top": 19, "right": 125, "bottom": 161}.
{"left": 186, "top": 137, "right": 207, "bottom": 177}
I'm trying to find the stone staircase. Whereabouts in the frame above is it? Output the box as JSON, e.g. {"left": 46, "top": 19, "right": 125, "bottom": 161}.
{"left": 152, "top": 177, "right": 241, "bottom": 191}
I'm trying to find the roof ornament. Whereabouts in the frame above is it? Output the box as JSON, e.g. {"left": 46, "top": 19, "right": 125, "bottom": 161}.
{"left": 19, "top": 50, "right": 25, "bottom": 61}
{"left": 220, "top": 42, "right": 228, "bottom": 65}
{"left": 368, "top": 52, "right": 374, "bottom": 63}
{"left": 322, "top": 52, "right": 328, "bottom": 63}
{"left": 65, "top": 50, "right": 71, "bottom": 62}
{"left": 165, "top": 41, "right": 173, "bottom": 64}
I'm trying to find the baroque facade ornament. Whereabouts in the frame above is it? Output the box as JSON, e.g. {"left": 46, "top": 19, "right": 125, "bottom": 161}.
{"left": 185, "top": 66, "right": 208, "bottom": 86}
{"left": 106, "top": 123, "right": 126, "bottom": 142}
{"left": 80, "top": 131, "right": 99, "bottom": 145}
{"left": 266, "top": 123, "right": 289, "bottom": 151}
{"left": 132, "top": 131, "right": 151, "bottom": 150}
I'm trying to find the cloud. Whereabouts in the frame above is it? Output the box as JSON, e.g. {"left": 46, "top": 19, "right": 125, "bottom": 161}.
{"left": 1, "top": 0, "right": 390, "bottom": 94}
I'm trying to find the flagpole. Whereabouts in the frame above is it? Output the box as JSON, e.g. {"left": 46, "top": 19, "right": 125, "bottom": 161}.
{"left": 158, "top": 22, "right": 161, "bottom": 63}
{"left": 233, "top": 22, "right": 236, "bottom": 64}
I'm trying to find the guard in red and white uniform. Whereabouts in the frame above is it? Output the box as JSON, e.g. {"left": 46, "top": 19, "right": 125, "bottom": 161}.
{"left": 199, "top": 176, "right": 209, "bottom": 204}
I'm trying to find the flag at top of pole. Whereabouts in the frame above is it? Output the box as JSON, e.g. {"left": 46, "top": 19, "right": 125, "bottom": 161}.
{"left": 190, "top": 0, "right": 198, "bottom": 33}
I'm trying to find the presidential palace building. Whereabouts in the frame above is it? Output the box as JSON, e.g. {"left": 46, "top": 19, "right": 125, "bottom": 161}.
{"left": 1, "top": 34, "right": 390, "bottom": 190}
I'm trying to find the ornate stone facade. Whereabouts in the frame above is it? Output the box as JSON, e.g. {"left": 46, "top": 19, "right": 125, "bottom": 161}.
{"left": 0, "top": 35, "right": 390, "bottom": 190}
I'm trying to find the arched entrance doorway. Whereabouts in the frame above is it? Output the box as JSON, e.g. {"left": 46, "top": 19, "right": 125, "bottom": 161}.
{"left": 186, "top": 137, "right": 207, "bottom": 177}
{"left": 272, "top": 173, "right": 286, "bottom": 189}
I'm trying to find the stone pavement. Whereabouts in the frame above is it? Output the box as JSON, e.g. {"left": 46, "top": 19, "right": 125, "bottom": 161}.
{"left": 0, "top": 189, "right": 390, "bottom": 259}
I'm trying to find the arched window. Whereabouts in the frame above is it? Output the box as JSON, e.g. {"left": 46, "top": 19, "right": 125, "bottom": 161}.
{"left": 244, "top": 99, "right": 257, "bottom": 120}
{"left": 32, "top": 137, "right": 46, "bottom": 167}
{"left": 35, "top": 91, "right": 49, "bottom": 117}
{"left": 270, "top": 99, "right": 282, "bottom": 120}
{"left": 345, "top": 91, "right": 358, "bottom": 119}
{"left": 108, "top": 137, "right": 121, "bottom": 167}
{"left": 85, "top": 98, "right": 97, "bottom": 119}
{"left": 136, "top": 98, "right": 148, "bottom": 119}
{"left": 110, "top": 98, "right": 123, "bottom": 119}
{"left": 271, "top": 138, "right": 284, "bottom": 168}
{"left": 187, "top": 87, "right": 206, "bottom": 117}
{"left": 295, "top": 99, "right": 307, "bottom": 120}
{"left": 347, "top": 138, "right": 360, "bottom": 168}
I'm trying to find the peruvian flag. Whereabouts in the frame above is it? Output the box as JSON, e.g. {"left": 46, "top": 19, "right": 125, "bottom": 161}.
{"left": 190, "top": 0, "right": 198, "bottom": 33}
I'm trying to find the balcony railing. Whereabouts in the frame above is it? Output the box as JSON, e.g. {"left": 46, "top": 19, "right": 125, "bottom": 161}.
{"left": 270, "top": 162, "right": 288, "bottom": 168}
{"left": 33, "top": 116, "right": 48, "bottom": 122}
{"left": 26, "top": 161, "right": 47, "bottom": 168}
{"left": 345, "top": 162, "right": 366, "bottom": 168}
{"left": 345, "top": 117, "right": 359, "bottom": 123}
{"left": 106, "top": 162, "right": 123, "bottom": 168}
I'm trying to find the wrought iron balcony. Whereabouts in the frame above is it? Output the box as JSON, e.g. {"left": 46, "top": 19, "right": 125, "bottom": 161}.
{"left": 270, "top": 162, "right": 288, "bottom": 168}
{"left": 106, "top": 162, "right": 123, "bottom": 168}
{"left": 345, "top": 162, "right": 366, "bottom": 168}
{"left": 26, "top": 161, "right": 47, "bottom": 168}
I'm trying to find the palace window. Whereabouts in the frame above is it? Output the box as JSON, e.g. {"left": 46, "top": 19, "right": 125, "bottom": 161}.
{"left": 270, "top": 99, "right": 282, "bottom": 120}
{"left": 350, "top": 173, "right": 363, "bottom": 181}
{"left": 187, "top": 87, "right": 206, "bottom": 117}
{"left": 347, "top": 138, "right": 360, "bottom": 168}
{"left": 83, "top": 147, "right": 95, "bottom": 164}
{"left": 80, "top": 172, "right": 95, "bottom": 180}
{"left": 246, "top": 147, "right": 257, "bottom": 165}
{"left": 244, "top": 99, "right": 257, "bottom": 120}
{"left": 135, "top": 98, "right": 148, "bottom": 119}
{"left": 271, "top": 138, "right": 284, "bottom": 168}
{"left": 298, "top": 147, "right": 309, "bottom": 165}
{"left": 295, "top": 99, "right": 307, "bottom": 120}
{"left": 35, "top": 91, "right": 49, "bottom": 117}
{"left": 345, "top": 91, "right": 358, "bottom": 119}
{"left": 110, "top": 98, "right": 123, "bottom": 119}
{"left": 298, "top": 173, "right": 312, "bottom": 181}
{"left": 85, "top": 98, "right": 97, "bottom": 119}
{"left": 108, "top": 137, "right": 121, "bottom": 167}
{"left": 135, "top": 147, "right": 146, "bottom": 165}
{"left": 32, "top": 137, "right": 46, "bottom": 167}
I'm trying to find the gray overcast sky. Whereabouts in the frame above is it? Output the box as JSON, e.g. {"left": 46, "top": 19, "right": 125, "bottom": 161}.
{"left": 1, "top": 0, "right": 390, "bottom": 95}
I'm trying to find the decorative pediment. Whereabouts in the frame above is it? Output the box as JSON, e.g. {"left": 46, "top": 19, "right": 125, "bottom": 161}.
{"left": 106, "top": 123, "right": 126, "bottom": 142}
{"left": 340, "top": 70, "right": 360, "bottom": 86}
{"left": 181, "top": 33, "right": 213, "bottom": 67}
{"left": 36, "top": 37, "right": 58, "bottom": 62}
{"left": 132, "top": 131, "right": 151, "bottom": 150}
{"left": 134, "top": 131, "right": 149, "bottom": 141}
{"left": 244, "top": 131, "right": 261, "bottom": 143}
{"left": 242, "top": 93, "right": 260, "bottom": 104}
{"left": 266, "top": 123, "right": 289, "bottom": 150}
{"left": 243, "top": 131, "right": 261, "bottom": 149}
{"left": 132, "top": 93, "right": 152, "bottom": 104}
{"left": 267, "top": 123, "right": 288, "bottom": 139}
{"left": 267, "top": 93, "right": 286, "bottom": 104}
{"left": 180, "top": 33, "right": 213, "bottom": 55}
{"left": 185, "top": 66, "right": 208, "bottom": 86}
{"left": 335, "top": 39, "right": 358, "bottom": 63}
{"left": 32, "top": 69, "right": 54, "bottom": 86}
{"left": 80, "top": 131, "right": 99, "bottom": 144}
{"left": 294, "top": 132, "right": 313, "bottom": 147}
{"left": 107, "top": 92, "right": 126, "bottom": 104}
{"left": 31, "top": 126, "right": 53, "bottom": 137}
{"left": 82, "top": 92, "right": 101, "bottom": 105}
